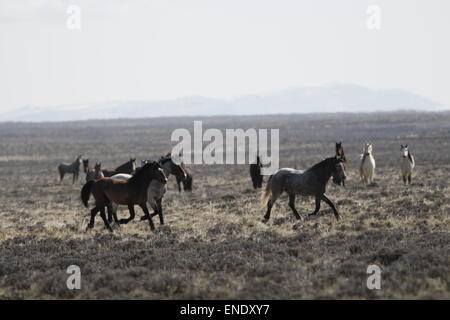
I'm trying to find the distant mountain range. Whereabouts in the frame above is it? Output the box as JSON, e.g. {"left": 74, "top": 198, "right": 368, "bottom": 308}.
{"left": 0, "top": 84, "right": 440, "bottom": 122}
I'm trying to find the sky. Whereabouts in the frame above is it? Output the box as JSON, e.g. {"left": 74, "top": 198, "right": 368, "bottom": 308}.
{"left": 0, "top": 0, "right": 449, "bottom": 113}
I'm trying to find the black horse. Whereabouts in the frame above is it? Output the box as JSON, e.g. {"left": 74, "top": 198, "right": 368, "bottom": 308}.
{"left": 250, "top": 156, "right": 263, "bottom": 189}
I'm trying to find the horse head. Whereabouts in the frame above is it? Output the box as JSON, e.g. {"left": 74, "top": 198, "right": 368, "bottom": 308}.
{"left": 141, "top": 161, "right": 167, "bottom": 184}
{"left": 332, "top": 157, "right": 347, "bottom": 186}
{"left": 363, "top": 143, "right": 373, "bottom": 155}
{"left": 400, "top": 144, "right": 409, "bottom": 158}
{"left": 82, "top": 159, "right": 89, "bottom": 173}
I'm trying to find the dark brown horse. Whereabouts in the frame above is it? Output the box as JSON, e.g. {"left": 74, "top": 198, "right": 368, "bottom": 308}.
{"left": 101, "top": 158, "right": 136, "bottom": 177}
{"left": 261, "top": 157, "right": 346, "bottom": 223}
{"left": 250, "top": 155, "right": 263, "bottom": 189}
{"left": 81, "top": 161, "right": 167, "bottom": 232}
{"left": 334, "top": 142, "right": 349, "bottom": 186}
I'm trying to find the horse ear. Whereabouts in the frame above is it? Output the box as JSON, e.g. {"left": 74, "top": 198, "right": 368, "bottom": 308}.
{"left": 405, "top": 144, "right": 408, "bottom": 148}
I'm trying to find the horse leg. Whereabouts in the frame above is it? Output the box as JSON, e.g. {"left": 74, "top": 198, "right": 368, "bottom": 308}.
{"left": 308, "top": 197, "right": 321, "bottom": 217}
{"left": 119, "top": 204, "right": 136, "bottom": 224}
{"left": 99, "top": 207, "right": 113, "bottom": 232}
{"left": 140, "top": 204, "right": 155, "bottom": 230}
{"left": 402, "top": 174, "right": 407, "bottom": 185}
{"left": 288, "top": 193, "right": 302, "bottom": 221}
{"left": 110, "top": 204, "right": 120, "bottom": 225}
{"left": 408, "top": 173, "right": 412, "bottom": 185}
{"left": 320, "top": 194, "right": 341, "bottom": 220}
{"left": 87, "top": 207, "right": 100, "bottom": 229}
{"left": 156, "top": 198, "right": 164, "bottom": 225}
{"left": 106, "top": 203, "right": 114, "bottom": 223}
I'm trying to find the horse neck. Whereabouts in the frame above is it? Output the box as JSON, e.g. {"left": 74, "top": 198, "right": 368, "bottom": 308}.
{"left": 128, "top": 169, "right": 152, "bottom": 192}
{"left": 161, "top": 161, "right": 172, "bottom": 177}
{"left": 119, "top": 161, "right": 134, "bottom": 172}
{"left": 311, "top": 162, "right": 334, "bottom": 185}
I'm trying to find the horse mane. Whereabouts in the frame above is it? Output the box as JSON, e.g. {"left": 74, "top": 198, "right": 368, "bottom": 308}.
{"left": 115, "top": 159, "right": 133, "bottom": 171}
{"left": 159, "top": 157, "right": 172, "bottom": 165}
{"left": 308, "top": 157, "right": 336, "bottom": 171}
{"left": 128, "top": 162, "right": 151, "bottom": 184}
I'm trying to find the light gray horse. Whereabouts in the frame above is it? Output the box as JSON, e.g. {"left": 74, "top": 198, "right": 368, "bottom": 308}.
{"left": 58, "top": 155, "right": 82, "bottom": 184}
{"left": 261, "top": 157, "right": 346, "bottom": 223}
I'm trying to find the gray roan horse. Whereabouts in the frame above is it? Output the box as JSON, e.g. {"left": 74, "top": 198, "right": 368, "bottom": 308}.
{"left": 261, "top": 157, "right": 346, "bottom": 223}
{"left": 58, "top": 155, "right": 82, "bottom": 184}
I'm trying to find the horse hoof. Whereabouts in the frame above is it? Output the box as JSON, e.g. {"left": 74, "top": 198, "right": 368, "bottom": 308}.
{"left": 262, "top": 218, "right": 269, "bottom": 224}
{"left": 107, "top": 227, "right": 113, "bottom": 233}
{"left": 86, "top": 224, "right": 94, "bottom": 230}
{"left": 118, "top": 219, "right": 128, "bottom": 224}
{"left": 140, "top": 215, "right": 149, "bottom": 221}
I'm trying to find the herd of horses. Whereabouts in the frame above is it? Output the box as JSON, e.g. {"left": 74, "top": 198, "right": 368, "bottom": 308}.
{"left": 57, "top": 142, "right": 415, "bottom": 232}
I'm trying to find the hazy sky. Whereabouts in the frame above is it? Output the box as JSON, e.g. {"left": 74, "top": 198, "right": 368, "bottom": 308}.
{"left": 0, "top": 0, "right": 449, "bottom": 113}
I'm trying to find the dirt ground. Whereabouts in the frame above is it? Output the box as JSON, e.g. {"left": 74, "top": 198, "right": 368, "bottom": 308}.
{"left": 0, "top": 112, "right": 449, "bottom": 299}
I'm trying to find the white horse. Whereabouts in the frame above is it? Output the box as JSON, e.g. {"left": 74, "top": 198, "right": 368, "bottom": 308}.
{"left": 360, "top": 143, "right": 375, "bottom": 185}
{"left": 400, "top": 144, "right": 415, "bottom": 185}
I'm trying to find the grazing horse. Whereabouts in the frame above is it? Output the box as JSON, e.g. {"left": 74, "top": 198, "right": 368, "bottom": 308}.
{"left": 261, "top": 157, "right": 346, "bottom": 223}
{"left": 177, "top": 162, "right": 193, "bottom": 192}
{"left": 160, "top": 154, "right": 187, "bottom": 186}
{"left": 250, "top": 156, "right": 263, "bottom": 189}
{"left": 86, "top": 162, "right": 104, "bottom": 182}
{"left": 58, "top": 155, "right": 82, "bottom": 184}
{"left": 334, "top": 142, "right": 349, "bottom": 186}
{"left": 400, "top": 144, "right": 415, "bottom": 185}
{"left": 101, "top": 158, "right": 136, "bottom": 177}
{"left": 159, "top": 154, "right": 190, "bottom": 192}
{"left": 360, "top": 143, "right": 375, "bottom": 185}
{"left": 81, "top": 161, "right": 167, "bottom": 232}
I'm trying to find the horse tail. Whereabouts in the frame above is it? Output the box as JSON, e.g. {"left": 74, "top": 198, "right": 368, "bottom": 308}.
{"left": 81, "top": 180, "right": 95, "bottom": 207}
{"left": 186, "top": 175, "right": 192, "bottom": 191}
{"left": 58, "top": 164, "right": 64, "bottom": 180}
{"left": 261, "top": 175, "right": 273, "bottom": 205}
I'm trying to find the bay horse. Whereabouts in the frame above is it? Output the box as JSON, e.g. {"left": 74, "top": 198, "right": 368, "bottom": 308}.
{"left": 360, "top": 143, "right": 376, "bottom": 185}
{"left": 108, "top": 156, "right": 186, "bottom": 225}
{"left": 86, "top": 162, "right": 104, "bottom": 182}
{"left": 58, "top": 155, "right": 82, "bottom": 184}
{"left": 400, "top": 144, "right": 415, "bottom": 185}
{"left": 110, "top": 171, "right": 167, "bottom": 226}
{"left": 81, "top": 161, "right": 167, "bottom": 232}
{"left": 334, "top": 142, "right": 349, "bottom": 186}
{"left": 261, "top": 157, "right": 346, "bottom": 223}
{"left": 101, "top": 158, "right": 136, "bottom": 177}
{"left": 250, "top": 155, "right": 263, "bottom": 189}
